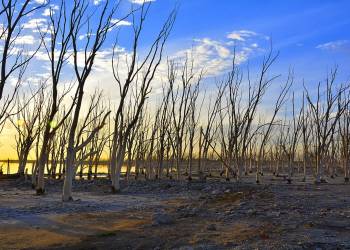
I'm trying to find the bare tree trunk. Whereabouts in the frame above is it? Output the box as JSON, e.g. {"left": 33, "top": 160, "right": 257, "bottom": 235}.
{"left": 62, "top": 147, "right": 75, "bottom": 201}
{"left": 112, "top": 145, "right": 126, "bottom": 192}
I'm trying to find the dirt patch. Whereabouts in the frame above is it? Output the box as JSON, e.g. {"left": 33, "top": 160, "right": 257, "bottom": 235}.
{"left": 53, "top": 211, "right": 150, "bottom": 232}
{"left": 0, "top": 227, "right": 80, "bottom": 249}
{"left": 1, "top": 177, "right": 350, "bottom": 249}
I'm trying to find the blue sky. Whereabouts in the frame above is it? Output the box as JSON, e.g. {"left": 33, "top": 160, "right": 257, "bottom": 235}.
{"left": 142, "top": 0, "right": 350, "bottom": 104}
{"left": 169, "top": 0, "right": 350, "bottom": 78}
{"left": 96, "top": 0, "right": 350, "bottom": 90}
{"left": 2, "top": 0, "right": 350, "bottom": 157}
{"left": 5, "top": 0, "right": 350, "bottom": 100}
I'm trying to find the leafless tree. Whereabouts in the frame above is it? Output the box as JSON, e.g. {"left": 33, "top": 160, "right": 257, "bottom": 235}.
{"left": 305, "top": 69, "right": 349, "bottom": 183}
{"left": 186, "top": 76, "right": 201, "bottom": 180}
{"left": 11, "top": 86, "right": 45, "bottom": 176}
{"left": 198, "top": 82, "right": 225, "bottom": 180}
{"left": 35, "top": 0, "right": 77, "bottom": 194}
{"left": 155, "top": 85, "right": 172, "bottom": 179}
{"left": 0, "top": 0, "right": 46, "bottom": 128}
{"left": 62, "top": 0, "right": 118, "bottom": 201}
{"left": 169, "top": 55, "right": 201, "bottom": 180}
{"left": 338, "top": 87, "right": 350, "bottom": 182}
{"left": 301, "top": 92, "right": 312, "bottom": 182}
{"left": 255, "top": 73, "right": 292, "bottom": 184}
{"left": 280, "top": 92, "right": 303, "bottom": 183}
{"left": 109, "top": 3, "right": 176, "bottom": 192}
{"left": 64, "top": 90, "right": 110, "bottom": 200}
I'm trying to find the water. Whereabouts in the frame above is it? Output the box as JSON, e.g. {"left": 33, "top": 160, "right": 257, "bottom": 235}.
{"left": 0, "top": 162, "right": 133, "bottom": 175}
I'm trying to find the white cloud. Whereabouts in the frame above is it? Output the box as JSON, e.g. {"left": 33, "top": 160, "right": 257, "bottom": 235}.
{"left": 42, "top": 8, "right": 51, "bottom": 16}
{"left": 42, "top": 5, "right": 59, "bottom": 16}
{"left": 130, "top": 0, "right": 155, "bottom": 5}
{"left": 17, "top": 27, "right": 265, "bottom": 104}
{"left": 93, "top": 0, "right": 104, "bottom": 5}
{"left": 316, "top": 40, "right": 350, "bottom": 51}
{"left": 15, "top": 35, "right": 35, "bottom": 45}
{"left": 78, "top": 33, "right": 96, "bottom": 40}
{"left": 227, "top": 30, "right": 257, "bottom": 41}
{"left": 170, "top": 37, "right": 252, "bottom": 77}
{"left": 33, "top": 0, "right": 48, "bottom": 4}
{"left": 22, "top": 18, "right": 47, "bottom": 31}
{"left": 111, "top": 19, "right": 132, "bottom": 27}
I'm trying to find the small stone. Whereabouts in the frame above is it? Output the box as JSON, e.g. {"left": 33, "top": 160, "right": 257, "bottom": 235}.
{"left": 152, "top": 213, "right": 174, "bottom": 226}
{"left": 206, "top": 224, "right": 217, "bottom": 231}
{"left": 211, "top": 190, "right": 221, "bottom": 195}
{"left": 271, "top": 211, "right": 281, "bottom": 217}
{"left": 246, "top": 209, "right": 257, "bottom": 216}
{"left": 178, "top": 246, "right": 194, "bottom": 250}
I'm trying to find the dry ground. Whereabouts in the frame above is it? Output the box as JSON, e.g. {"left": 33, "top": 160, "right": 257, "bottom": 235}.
{"left": 0, "top": 174, "right": 349, "bottom": 250}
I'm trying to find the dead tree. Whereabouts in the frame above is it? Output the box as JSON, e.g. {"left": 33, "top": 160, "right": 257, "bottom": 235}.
{"left": 280, "top": 92, "right": 303, "bottom": 183}
{"left": 64, "top": 90, "right": 110, "bottom": 200}
{"left": 11, "top": 87, "right": 45, "bottom": 176}
{"left": 305, "top": 69, "right": 349, "bottom": 183}
{"left": 35, "top": 0, "right": 77, "bottom": 194}
{"left": 169, "top": 56, "right": 200, "bottom": 180}
{"left": 155, "top": 84, "right": 172, "bottom": 179}
{"left": 109, "top": 3, "right": 176, "bottom": 192}
{"left": 338, "top": 88, "right": 350, "bottom": 182}
{"left": 125, "top": 99, "right": 145, "bottom": 181}
{"left": 301, "top": 92, "right": 312, "bottom": 182}
{"left": 62, "top": 0, "right": 117, "bottom": 201}
{"left": 0, "top": 0, "right": 45, "bottom": 128}
{"left": 186, "top": 77, "right": 201, "bottom": 180}
{"left": 255, "top": 74, "right": 292, "bottom": 184}
{"left": 212, "top": 48, "right": 281, "bottom": 182}
{"left": 199, "top": 81, "right": 225, "bottom": 180}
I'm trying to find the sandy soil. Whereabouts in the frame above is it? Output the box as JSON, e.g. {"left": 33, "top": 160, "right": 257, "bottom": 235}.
{"left": 0, "top": 175, "right": 349, "bottom": 250}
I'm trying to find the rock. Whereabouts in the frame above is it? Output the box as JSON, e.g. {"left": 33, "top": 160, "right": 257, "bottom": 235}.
{"left": 206, "top": 224, "right": 217, "bottom": 231}
{"left": 202, "top": 186, "right": 212, "bottom": 192}
{"left": 211, "top": 190, "right": 221, "bottom": 195}
{"left": 238, "top": 202, "right": 247, "bottom": 207}
{"left": 152, "top": 213, "right": 174, "bottom": 226}
{"left": 176, "top": 205, "right": 187, "bottom": 211}
{"left": 178, "top": 206, "right": 200, "bottom": 218}
{"left": 247, "top": 209, "right": 257, "bottom": 216}
{"left": 269, "top": 211, "right": 281, "bottom": 217}
{"left": 178, "top": 246, "right": 194, "bottom": 250}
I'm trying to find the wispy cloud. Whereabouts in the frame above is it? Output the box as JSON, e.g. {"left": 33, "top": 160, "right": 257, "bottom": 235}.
{"left": 22, "top": 18, "right": 47, "bottom": 31}
{"left": 316, "top": 40, "right": 350, "bottom": 52}
{"left": 227, "top": 30, "right": 258, "bottom": 41}
{"left": 170, "top": 30, "right": 266, "bottom": 77}
{"left": 28, "top": 27, "right": 267, "bottom": 100}
{"left": 171, "top": 38, "right": 236, "bottom": 76}
{"left": 130, "top": 0, "right": 155, "bottom": 5}
{"left": 93, "top": 0, "right": 104, "bottom": 5}
{"left": 94, "top": 0, "right": 155, "bottom": 6}
{"left": 111, "top": 19, "right": 132, "bottom": 26}
{"left": 42, "top": 5, "right": 59, "bottom": 17}
{"left": 110, "top": 19, "right": 132, "bottom": 29}
{"left": 33, "top": 0, "right": 47, "bottom": 4}
{"left": 15, "top": 35, "right": 36, "bottom": 45}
